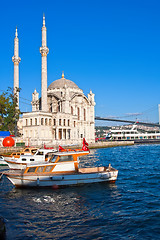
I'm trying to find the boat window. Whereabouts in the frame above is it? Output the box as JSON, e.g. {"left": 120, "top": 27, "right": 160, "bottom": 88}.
{"left": 22, "top": 158, "right": 26, "bottom": 161}
{"left": 50, "top": 155, "right": 58, "bottom": 163}
{"left": 45, "top": 165, "right": 53, "bottom": 172}
{"left": 30, "top": 159, "right": 34, "bottom": 161}
{"left": 31, "top": 149, "right": 37, "bottom": 154}
{"left": 37, "top": 166, "right": 45, "bottom": 173}
{"left": 45, "top": 153, "right": 56, "bottom": 161}
{"left": 58, "top": 155, "right": 73, "bottom": 162}
{"left": 24, "top": 149, "right": 30, "bottom": 152}
{"left": 36, "top": 151, "right": 44, "bottom": 155}
{"left": 27, "top": 167, "right": 37, "bottom": 173}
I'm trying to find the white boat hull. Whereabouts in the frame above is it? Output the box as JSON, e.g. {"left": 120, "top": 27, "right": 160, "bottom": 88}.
{"left": 5, "top": 169, "right": 118, "bottom": 188}
{"left": 4, "top": 160, "right": 27, "bottom": 170}
{"left": 0, "top": 160, "right": 8, "bottom": 166}
{"left": 0, "top": 157, "right": 8, "bottom": 166}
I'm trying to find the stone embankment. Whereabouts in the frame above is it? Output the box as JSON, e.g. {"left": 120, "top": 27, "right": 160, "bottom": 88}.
{"left": 0, "top": 141, "right": 134, "bottom": 155}
{"left": 89, "top": 141, "right": 134, "bottom": 149}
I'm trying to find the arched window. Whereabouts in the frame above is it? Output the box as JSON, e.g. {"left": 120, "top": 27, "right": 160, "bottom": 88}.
{"left": 35, "top": 118, "right": 37, "bottom": 125}
{"left": 49, "top": 103, "right": 52, "bottom": 113}
{"left": 77, "top": 107, "right": 80, "bottom": 120}
{"left": 45, "top": 118, "right": 47, "bottom": 125}
{"left": 41, "top": 118, "right": 44, "bottom": 125}
{"left": 58, "top": 101, "right": 61, "bottom": 112}
{"left": 30, "top": 119, "right": 32, "bottom": 126}
{"left": 71, "top": 106, "right": 73, "bottom": 115}
{"left": 84, "top": 109, "right": 86, "bottom": 121}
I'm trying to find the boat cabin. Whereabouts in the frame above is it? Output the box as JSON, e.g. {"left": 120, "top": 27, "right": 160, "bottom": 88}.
{"left": 24, "top": 150, "right": 89, "bottom": 175}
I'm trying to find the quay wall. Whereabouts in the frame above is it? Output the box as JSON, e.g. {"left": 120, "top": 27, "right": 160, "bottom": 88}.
{"left": 0, "top": 141, "right": 134, "bottom": 155}
{"left": 89, "top": 141, "right": 134, "bottom": 149}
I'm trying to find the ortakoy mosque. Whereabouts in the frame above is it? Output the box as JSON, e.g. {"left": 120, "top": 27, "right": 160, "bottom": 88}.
{"left": 13, "top": 16, "right": 95, "bottom": 146}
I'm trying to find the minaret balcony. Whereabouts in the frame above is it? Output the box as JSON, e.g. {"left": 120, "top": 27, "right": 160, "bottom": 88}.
{"left": 12, "top": 56, "right": 21, "bottom": 64}
{"left": 40, "top": 46, "right": 49, "bottom": 56}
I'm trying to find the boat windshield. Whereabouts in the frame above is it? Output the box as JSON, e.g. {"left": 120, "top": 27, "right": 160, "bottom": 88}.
{"left": 36, "top": 151, "right": 44, "bottom": 156}
{"left": 50, "top": 155, "right": 58, "bottom": 163}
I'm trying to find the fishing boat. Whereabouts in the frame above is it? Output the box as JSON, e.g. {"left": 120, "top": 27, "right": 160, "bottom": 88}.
{"left": 4, "top": 148, "right": 57, "bottom": 170}
{"left": 3, "top": 140, "right": 118, "bottom": 188}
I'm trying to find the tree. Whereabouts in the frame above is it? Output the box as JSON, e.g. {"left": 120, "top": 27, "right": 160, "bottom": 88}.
{"left": 0, "top": 87, "right": 21, "bottom": 135}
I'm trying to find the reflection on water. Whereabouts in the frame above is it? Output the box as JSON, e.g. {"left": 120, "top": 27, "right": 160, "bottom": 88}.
{"left": 0, "top": 145, "right": 160, "bottom": 239}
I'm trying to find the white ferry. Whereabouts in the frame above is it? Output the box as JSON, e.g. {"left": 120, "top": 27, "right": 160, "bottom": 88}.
{"left": 108, "top": 124, "right": 160, "bottom": 142}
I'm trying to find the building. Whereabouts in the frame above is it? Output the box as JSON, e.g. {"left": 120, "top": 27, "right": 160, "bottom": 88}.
{"left": 15, "top": 16, "right": 95, "bottom": 146}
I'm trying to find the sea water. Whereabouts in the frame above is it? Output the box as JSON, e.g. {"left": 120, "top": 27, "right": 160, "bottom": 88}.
{"left": 0, "top": 144, "right": 160, "bottom": 239}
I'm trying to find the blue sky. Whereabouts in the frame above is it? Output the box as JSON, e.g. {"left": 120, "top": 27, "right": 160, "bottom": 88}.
{"left": 0, "top": 0, "right": 160, "bottom": 124}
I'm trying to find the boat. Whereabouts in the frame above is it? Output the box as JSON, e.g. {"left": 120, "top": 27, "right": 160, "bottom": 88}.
{"left": 3, "top": 147, "right": 38, "bottom": 159}
{"left": 0, "top": 156, "right": 8, "bottom": 166}
{"left": 106, "top": 124, "right": 160, "bottom": 143}
{"left": 3, "top": 140, "right": 118, "bottom": 188}
{"left": 4, "top": 148, "right": 57, "bottom": 170}
{"left": 0, "top": 172, "right": 3, "bottom": 180}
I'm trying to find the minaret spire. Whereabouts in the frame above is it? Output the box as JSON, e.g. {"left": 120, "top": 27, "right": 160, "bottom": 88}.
{"left": 40, "top": 14, "right": 49, "bottom": 111}
{"left": 12, "top": 27, "right": 21, "bottom": 108}
{"left": 43, "top": 13, "right": 45, "bottom": 27}
{"left": 15, "top": 27, "right": 18, "bottom": 37}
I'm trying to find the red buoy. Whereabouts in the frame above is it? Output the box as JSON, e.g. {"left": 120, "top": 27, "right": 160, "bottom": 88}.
{"left": 2, "top": 137, "right": 15, "bottom": 147}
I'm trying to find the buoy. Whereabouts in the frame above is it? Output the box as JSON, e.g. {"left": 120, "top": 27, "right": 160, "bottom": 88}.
{"left": 2, "top": 136, "right": 15, "bottom": 147}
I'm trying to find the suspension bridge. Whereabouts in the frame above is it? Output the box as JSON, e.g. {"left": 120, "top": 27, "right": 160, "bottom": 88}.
{"left": 95, "top": 116, "right": 160, "bottom": 128}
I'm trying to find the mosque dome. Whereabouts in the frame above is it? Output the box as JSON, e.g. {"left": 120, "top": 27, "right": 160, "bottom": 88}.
{"left": 48, "top": 72, "right": 79, "bottom": 90}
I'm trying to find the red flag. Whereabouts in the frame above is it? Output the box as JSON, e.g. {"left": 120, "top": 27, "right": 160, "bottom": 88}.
{"left": 82, "top": 138, "right": 88, "bottom": 146}
{"left": 82, "top": 138, "right": 89, "bottom": 151}
{"left": 82, "top": 145, "right": 89, "bottom": 151}
{"left": 59, "top": 145, "right": 65, "bottom": 151}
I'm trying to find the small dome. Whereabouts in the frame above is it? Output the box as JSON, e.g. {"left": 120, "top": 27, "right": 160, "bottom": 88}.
{"left": 48, "top": 74, "right": 79, "bottom": 90}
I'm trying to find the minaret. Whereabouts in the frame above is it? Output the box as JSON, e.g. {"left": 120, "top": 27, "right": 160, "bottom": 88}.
{"left": 12, "top": 27, "right": 21, "bottom": 108}
{"left": 40, "top": 14, "right": 49, "bottom": 111}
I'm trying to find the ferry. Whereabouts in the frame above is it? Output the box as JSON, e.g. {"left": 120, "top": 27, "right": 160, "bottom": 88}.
{"left": 3, "top": 140, "right": 118, "bottom": 188}
{"left": 4, "top": 148, "right": 57, "bottom": 170}
{"left": 107, "top": 124, "right": 160, "bottom": 142}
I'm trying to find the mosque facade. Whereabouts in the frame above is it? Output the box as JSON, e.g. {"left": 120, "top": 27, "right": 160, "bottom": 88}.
{"left": 14, "top": 16, "right": 95, "bottom": 146}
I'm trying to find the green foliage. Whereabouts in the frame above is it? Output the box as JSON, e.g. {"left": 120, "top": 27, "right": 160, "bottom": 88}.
{"left": 0, "top": 87, "right": 21, "bottom": 135}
